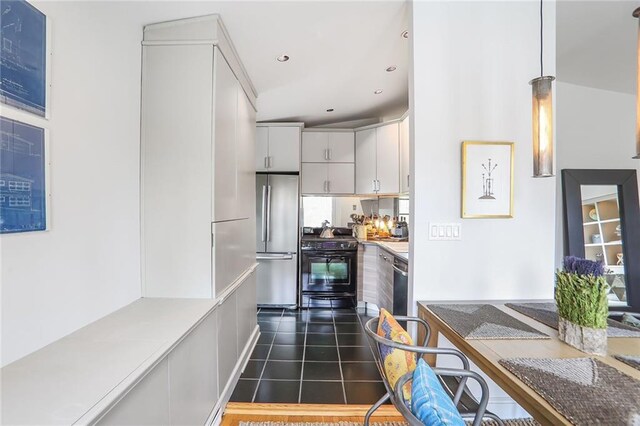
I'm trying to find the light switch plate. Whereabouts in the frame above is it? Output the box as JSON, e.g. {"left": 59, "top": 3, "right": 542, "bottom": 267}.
{"left": 428, "top": 222, "right": 462, "bottom": 240}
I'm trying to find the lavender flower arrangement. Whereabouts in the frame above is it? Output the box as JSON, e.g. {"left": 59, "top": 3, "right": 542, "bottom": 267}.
{"left": 562, "top": 256, "right": 605, "bottom": 277}
{"left": 555, "top": 256, "right": 608, "bottom": 329}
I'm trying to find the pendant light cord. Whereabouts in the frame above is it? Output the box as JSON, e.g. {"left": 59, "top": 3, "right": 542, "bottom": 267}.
{"left": 540, "top": 0, "right": 544, "bottom": 76}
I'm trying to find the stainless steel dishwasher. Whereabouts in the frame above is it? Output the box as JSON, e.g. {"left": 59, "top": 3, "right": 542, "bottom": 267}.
{"left": 392, "top": 257, "right": 408, "bottom": 316}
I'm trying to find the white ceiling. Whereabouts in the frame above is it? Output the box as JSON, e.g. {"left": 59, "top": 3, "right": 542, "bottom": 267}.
{"left": 118, "top": 1, "right": 409, "bottom": 127}
{"left": 557, "top": 0, "right": 637, "bottom": 94}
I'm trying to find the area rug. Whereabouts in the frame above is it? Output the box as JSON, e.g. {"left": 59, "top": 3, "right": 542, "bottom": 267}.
{"left": 239, "top": 420, "right": 538, "bottom": 426}
{"left": 505, "top": 302, "right": 640, "bottom": 337}
{"left": 426, "top": 304, "right": 548, "bottom": 339}
{"left": 499, "top": 357, "right": 640, "bottom": 425}
{"left": 615, "top": 354, "right": 640, "bottom": 371}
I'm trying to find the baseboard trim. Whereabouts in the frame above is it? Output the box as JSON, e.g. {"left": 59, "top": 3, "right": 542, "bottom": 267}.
{"left": 224, "top": 403, "right": 401, "bottom": 417}
{"left": 207, "top": 324, "right": 260, "bottom": 425}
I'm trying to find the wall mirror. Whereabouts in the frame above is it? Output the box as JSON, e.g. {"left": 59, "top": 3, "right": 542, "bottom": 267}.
{"left": 562, "top": 169, "right": 640, "bottom": 312}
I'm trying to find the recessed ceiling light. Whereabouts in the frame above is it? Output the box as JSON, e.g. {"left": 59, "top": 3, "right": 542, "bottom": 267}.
{"left": 276, "top": 54, "right": 290, "bottom": 62}
{"left": 401, "top": 30, "right": 409, "bottom": 39}
{"left": 326, "top": 108, "right": 334, "bottom": 112}
{"left": 374, "top": 89, "right": 383, "bottom": 95}
{"left": 386, "top": 66, "right": 397, "bottom": 72}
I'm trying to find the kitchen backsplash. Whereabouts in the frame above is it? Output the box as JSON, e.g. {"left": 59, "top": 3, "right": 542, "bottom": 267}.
{"left": 301, "top": 195, "right": 409, "bottom": 228}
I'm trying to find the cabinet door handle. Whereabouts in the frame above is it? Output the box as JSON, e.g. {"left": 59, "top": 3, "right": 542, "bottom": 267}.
{"left": 268, "top": 156, "right": 273, "bottom": 168}
{"left": 264, "top": 156, "right": 268, "bottom": 169}
{"left": 328, "top": 148, "right": 332, "bottom": 160}
{"left": 372, "top": 180, "right": 376, "bottom": 193}
{"left": 323, "top": 180, "right": 328, "bottom": 193}
{"left": 407, "top": 174, "right": 410, "bottom": 188}
{"left": 327, "top": 180, "right": 331, "bottom": 193}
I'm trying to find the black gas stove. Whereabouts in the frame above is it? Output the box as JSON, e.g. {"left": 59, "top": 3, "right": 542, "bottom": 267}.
{"left": 300, "top": 227, "right": 358, "bottom": 307}
{"left": 301, "top": 234, "right": 358, "bottom": 251}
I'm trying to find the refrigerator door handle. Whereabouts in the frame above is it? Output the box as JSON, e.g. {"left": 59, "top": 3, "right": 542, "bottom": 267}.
{"left": 256, "top": 254, "right": 294, "bottom": 260}
{"left": 261, "top": 185, "right": 267, "bottom": 242}
{"left": 266, "top": 184, "right": 272, "bottom": 241}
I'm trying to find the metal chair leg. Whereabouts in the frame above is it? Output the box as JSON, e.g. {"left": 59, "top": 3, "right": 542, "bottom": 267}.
{"left": 364, "top": 392, "right": 390, "bottom": 426}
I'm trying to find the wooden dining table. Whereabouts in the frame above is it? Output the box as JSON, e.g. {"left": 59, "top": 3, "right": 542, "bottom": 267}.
{"left": 417, "top": 302, "right": 640, "bottom": 426}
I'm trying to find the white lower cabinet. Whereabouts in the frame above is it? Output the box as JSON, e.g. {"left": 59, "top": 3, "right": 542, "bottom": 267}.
{"left": 236, "top": 271, "right": 257, "bottom": 353}
{"left": 98, "top": 358, "right": 170, "bottom": 425}
{"left": 217, "top": 291, "right": 239, "bottom": 393}
{"left": 168, "top": 311, "right": 218, "bottom": 425}
{"left": 97, "top": 271, "right": 259, "bottom": 425}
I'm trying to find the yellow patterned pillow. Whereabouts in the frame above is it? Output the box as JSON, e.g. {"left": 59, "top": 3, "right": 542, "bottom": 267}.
{"left": 376, "top": 308, "right": 417, "bottom": 401}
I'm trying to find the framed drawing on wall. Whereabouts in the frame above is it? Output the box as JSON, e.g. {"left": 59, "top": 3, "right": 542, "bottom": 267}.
{"left": 0, "top": 116, "right": 47, "bottom": 233}
{"left": 0, "top": 0, "right": 48, "bottom": 117}
{"left": 461, "top": 141, "right": 514, "bottom": 218}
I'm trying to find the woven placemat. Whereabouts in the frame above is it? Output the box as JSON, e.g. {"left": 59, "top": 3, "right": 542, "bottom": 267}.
{"left": 239, "top": 419, "right": 538, "bottom": 426}
{"left": 499, "top": 357, "right": 640, "bottom": 425}
{"left": 615, "top": 354, "right": 640, "bottom": 371}
{"left": 505, "top": 302, "right": 640, "bottom": 337}
{"left": 426, "top": 304, "right": 548, "bottom": 340}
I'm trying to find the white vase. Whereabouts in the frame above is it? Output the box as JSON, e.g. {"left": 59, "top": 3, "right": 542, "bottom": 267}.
{"left": 558, "top": 317, "right": 607, "bottom": 356}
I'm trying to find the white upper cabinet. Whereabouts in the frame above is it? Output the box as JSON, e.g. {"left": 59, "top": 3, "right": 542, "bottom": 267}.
{"left": 302, "top": 131, "right": 354, "bottom": 162}
{"left": 328, "top": 132, "right": 355, "bottom": 162}
{"left": 255, "top": 127, "right": 269, "bottom": 171}
{"left": 355, "top": 123, "right": 400, "bottom": 195}
{"left": 400, "top": 116, "right": 410, "bottom": 194}
{"left": 327, "top": 163, "right": 355, "bottom": 194}
{"left": 301, "top": 132, "right": 328, "bottom": 162}
{"left": 256, "top": 125, "right": 301, "bottom": 172}
{"left": 301, "top": 163, "right": 328, "bottom": 194}
{"left": 301, "top": 163, "right": 354, "bottom": 195}
{"left": 376, "top": 123, "right": 400, "bottom": 194}
{"left": 355, "top": 128, "right": 378, "bottom": 194}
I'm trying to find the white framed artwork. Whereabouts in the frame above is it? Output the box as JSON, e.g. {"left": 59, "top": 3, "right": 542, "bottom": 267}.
{"left": 461, "top": 141, "right": 514, "bottom": 218}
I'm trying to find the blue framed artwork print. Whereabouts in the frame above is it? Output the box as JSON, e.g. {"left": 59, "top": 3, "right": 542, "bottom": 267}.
{"left": 0, "top": 116, "right": 46, "bottom": 233}
{"left": 0, "top": 0, "right": 47, "bottom": 117}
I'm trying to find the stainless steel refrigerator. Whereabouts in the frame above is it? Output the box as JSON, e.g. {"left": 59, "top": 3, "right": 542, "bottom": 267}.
{"left": 256, "top": 174, "right": 299, "bottom": 307}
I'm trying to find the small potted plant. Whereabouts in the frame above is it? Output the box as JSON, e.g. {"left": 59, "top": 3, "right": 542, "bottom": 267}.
{"left": 555, "top": 256, "right": 609, "bottom": 355}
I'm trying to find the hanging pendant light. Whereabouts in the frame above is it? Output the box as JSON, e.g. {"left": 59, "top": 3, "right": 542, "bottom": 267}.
{"left": 632, "top": 8, "right": 640, "bottom": 159}
{"left": 530, "top": 0, "right": 555, "bottom": 177}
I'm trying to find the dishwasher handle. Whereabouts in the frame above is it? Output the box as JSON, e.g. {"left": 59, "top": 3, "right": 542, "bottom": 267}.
{"left": 392, "top": 263, "right": 408, "bottom": 277}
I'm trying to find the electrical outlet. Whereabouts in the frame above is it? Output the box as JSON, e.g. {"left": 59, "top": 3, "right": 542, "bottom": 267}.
{"left": 428, "top": 222, "right": 462, "bottom": 240}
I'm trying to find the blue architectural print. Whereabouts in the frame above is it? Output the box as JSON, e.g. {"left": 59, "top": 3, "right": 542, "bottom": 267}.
{"left": 0, "top": 0, "right": 46, "bottom": 116}
{"left": 0, "top": 116, "right": 46, "bottom": 233}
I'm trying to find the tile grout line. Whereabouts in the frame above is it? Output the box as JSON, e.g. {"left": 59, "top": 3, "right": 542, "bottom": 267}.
{"left": 332, "top": 303, "right": 348, "bottom": 404}
{"left": 297, "top": 308, "right": 308, "bottom": 403}
{"left": 250, "top": 309, "right": 283, "bottom": 402}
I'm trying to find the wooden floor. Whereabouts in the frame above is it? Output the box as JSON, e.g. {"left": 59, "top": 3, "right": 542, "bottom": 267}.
{"left": 222, "top": 403, "right": 404, "bottom": 426}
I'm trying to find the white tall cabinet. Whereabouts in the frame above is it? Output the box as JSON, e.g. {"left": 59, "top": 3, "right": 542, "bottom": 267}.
{"left": 139, "top": 15, "right": 258, "bottom": 425}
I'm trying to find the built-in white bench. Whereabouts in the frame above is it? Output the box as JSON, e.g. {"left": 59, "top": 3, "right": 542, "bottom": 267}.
{"left": 1, "top": 270, "right": 258, "bottom": 425}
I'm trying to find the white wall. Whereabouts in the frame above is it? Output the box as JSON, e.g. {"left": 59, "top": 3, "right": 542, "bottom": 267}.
{"left": 0, "top": 2, "right": 142, "bottom": 367}
{"left": 555, "top": 81, "right": 639, "bottom": 264}
{"left": 409, "top": 1, "right": 557, "bottom": 305}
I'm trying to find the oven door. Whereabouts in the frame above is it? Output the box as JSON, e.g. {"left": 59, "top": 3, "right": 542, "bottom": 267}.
{"left": 302, "top": 252, "right": 355, "bottom": 293}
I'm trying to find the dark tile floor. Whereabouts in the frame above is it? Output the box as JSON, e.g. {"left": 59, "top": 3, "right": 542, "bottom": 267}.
{"left": 229, "top": 307, "right": 389, "bottom": 404}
